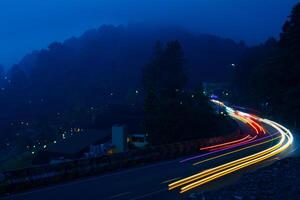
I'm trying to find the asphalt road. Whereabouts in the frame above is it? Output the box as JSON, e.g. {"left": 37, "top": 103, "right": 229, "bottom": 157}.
{"left": 1, "top": 121, "right": 281, "bottom": 200}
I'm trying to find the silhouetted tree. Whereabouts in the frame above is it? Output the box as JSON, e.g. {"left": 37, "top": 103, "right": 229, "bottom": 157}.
{"left": 0, "top": 25, "right": 247, "bottom": 144}
{"left": 232, "top": 3, "right": 300, "bottom": 127}
{"left": 143, "top": 41, "right": 216, "bottom": 145}
{"left": 143, "top": 41, "right": 186, "bottom": 144}
{"left": 0, "top": 65, "right": 4, "bottom": 87}
{"left": 9, "top": 65, "right": 28, "bottom": 90}
{"left": 280, "top": 3, "right": 300, "bottom": 60}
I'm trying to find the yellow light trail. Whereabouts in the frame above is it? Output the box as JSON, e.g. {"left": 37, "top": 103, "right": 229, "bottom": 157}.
{"left": 193, "top": 135, "right": 280, "bottom": 166}
{"left": 169, "top": 131, "right": 283, "bottom": 190}
{"left": 170, "top": 114, "right": 276, "bottom": 190}
{"left": 180, "top": 119, "right": 292, "bottom": 193}
{"left": 169, "top": 101, "right": 293, "bottom": 193}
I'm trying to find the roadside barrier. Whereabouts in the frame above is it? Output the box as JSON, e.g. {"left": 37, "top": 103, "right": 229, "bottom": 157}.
{"left": 0, "top": 127, "right": 243, "bottom": 195}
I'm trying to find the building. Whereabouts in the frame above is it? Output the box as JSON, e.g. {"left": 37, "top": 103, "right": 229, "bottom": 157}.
{"left": 128, "top": 133, "right": 148, "bottom": 148}
{"left": 34, "top": 124, "right": 148, "bottom": 164}
{"left": 111, "top": 125, "right": 148, "bottom": 151}
{"left": 112, "top": 125, "right": 127, "bottom": 153}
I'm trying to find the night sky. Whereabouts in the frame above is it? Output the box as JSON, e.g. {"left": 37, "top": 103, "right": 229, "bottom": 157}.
{"left": 0, "top": 0, "right": 298, "bottom": 68}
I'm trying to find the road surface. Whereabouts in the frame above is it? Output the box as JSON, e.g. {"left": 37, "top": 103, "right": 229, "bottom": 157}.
{"left": 1, "top": 101, "right": 293, "bottom": 199}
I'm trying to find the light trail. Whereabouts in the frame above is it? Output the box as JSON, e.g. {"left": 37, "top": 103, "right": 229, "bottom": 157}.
{"left": 200, "top": 107, "right": 266, "bottom": 152}
{"left": 209, "top": 135, "right": 258, "bottom": 152}
{"left": 180, "top": 132, "right": 279, "bottom": 163}
{"left": 169, "top": 100, "right": 293, "bottom": 193}
{"left": 200, "top": 135, "right": 251, "bottom": 151}
{"left": 169, "top": 131, "right": 284, "bottom": 190}
{"left": 193, "top": 136, "right": 280, "bottom": 166}
{"left": 230, "top": 110, "right": 265, "bottom": 135}
{"left": 180, "top": 119, "right": 293, "bottom": 193}
{"left": 249, "top": 117, "right": 266, "bottom": 134}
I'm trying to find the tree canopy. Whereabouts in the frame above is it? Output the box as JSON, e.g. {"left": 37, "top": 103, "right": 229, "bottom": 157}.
{"left": 143, "top": 41, "right": 220, "bottom": 145}
{"left": 232, "top": 3, "right": 300, "bottom": 126}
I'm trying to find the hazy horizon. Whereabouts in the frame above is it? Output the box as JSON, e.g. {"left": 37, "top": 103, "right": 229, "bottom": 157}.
{"left": 0, "top": 0, "right": 298, "bottom": 68}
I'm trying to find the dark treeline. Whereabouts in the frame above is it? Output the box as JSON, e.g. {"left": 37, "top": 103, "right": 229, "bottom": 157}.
{"left": 232, "top": 3, "right": 300, "bottom": 127}
{"left": 143, "top": 41, "right": 224, "bottom": 144}
{"left": 0, "top": 25, "right": 245, "bottom": 147}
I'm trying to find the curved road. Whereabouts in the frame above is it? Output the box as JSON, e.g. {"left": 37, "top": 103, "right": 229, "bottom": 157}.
{"left": 1, "top": 101, "right": 293, "bottom": 200}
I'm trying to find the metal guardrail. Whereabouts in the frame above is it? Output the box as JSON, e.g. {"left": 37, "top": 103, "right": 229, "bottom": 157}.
{"left": 0, "top": 128, "right": 242, "bottom": 195}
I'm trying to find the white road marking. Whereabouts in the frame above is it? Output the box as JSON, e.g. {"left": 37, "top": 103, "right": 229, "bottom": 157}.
{"left": 130, "top": 188, "right": 167, "bottom": 200}
{"left": 108, "top": 192, "right": 131, "bottom": 199}
{"left": 1, "top": 158, "right": 185, "bottom": 199}
{"left": 161, "top": 177, "right": 181, "bottom": 184}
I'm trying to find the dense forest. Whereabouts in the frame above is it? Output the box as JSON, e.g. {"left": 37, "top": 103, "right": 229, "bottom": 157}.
{"left": 232, "top": 3, "right": 300, "bottom": 127}
{"left": 0, "top": 25, "right": 246, "bottom": 148}
{"left": 1, "top": 0, "right": 299, "bottom": 149}
{"left": 142, "top": 41, "right": 232, "bottom": 144}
